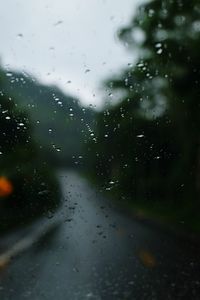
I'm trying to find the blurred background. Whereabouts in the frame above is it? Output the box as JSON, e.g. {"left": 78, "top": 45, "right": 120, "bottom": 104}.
{"left": 0, "top": 0, "right": 200, "bottom": 299}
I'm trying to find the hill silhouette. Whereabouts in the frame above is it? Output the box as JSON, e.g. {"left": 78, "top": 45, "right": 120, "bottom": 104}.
{"left": 0, "top": 68, "right": 95, "bottom": 167}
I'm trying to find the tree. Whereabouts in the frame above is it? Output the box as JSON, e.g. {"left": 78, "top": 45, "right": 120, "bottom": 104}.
{"left": 88, "top": 0, "right": 200, "bottom": 206}
{"left": 0, "top": 69, "right": 61, "bottom": 231}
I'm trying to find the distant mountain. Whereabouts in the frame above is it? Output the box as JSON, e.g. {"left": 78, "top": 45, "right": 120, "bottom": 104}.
{"left": 0, "top": 68, "right": 95, "bottom": 167}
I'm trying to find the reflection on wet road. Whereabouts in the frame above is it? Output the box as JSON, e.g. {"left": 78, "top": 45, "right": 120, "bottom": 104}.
{"left": 0, "top": 171, "right": 200, "bottom": 299}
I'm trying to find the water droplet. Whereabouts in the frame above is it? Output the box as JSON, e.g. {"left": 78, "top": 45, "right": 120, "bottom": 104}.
{"left": 106, "top": 187, "right": 111, "bottom": 191}
{"left": 6, "top": 73, "right": 12, "bottom": 77}
{"left": 157, "top": 48, "right": 163, "bottom": 54}
{"left": 155, "top": 43, "right": 162, "bottom": 48}
{"left": 17, "top": 33, "right": 23, "bottom": 38}
{"left": 125, "top": 78, "right": 129, "bottom": 86}
{"left": 73, "top": 267, "right": 79, "bottom": 273}
{"left": 137, "top": 62, "right": 144, "bottom": 68}
{"left": 136, "top": 134, "right": 144, "bottom": 138}
{"left": 54, "top": 20, "right": 63, "bottom": 26}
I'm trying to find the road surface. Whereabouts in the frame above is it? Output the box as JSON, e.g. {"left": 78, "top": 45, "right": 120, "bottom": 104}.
{"left": 0, "top": 171, "right": 200, "bottom": 299}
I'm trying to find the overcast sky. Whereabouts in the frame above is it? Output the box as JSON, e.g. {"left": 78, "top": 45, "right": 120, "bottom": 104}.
{"left": 0, "top": 0, "right": 142, "bottom": 107}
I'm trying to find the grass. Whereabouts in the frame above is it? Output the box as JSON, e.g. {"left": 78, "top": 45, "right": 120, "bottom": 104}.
{"left": 84, "top": 172, "right": 200, "bottom": 235}
{"left": 117, "top": 197, "right": 200, "bottom": 235}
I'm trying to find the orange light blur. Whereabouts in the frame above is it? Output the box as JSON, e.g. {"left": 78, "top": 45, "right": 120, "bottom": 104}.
{"left": 0, "top": 177, "right": 13, "bottom": 197}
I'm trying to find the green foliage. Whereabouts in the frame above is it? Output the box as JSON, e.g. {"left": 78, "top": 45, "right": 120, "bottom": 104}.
{"left": 1, "top": 69, "right": 95, "bottom": 167}
{"left": 0, "top": 71, "right": 61, "bottom": 232}
{"left": 87, "top": 0, "right": 200, "bottom": 214}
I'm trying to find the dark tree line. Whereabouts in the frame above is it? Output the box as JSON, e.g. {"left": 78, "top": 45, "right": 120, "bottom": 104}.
{"left": 0, "top": 69, "right": 61, "bottom": 231}
{"left": 87, "top": 0, "right": 200, "bottom": 219}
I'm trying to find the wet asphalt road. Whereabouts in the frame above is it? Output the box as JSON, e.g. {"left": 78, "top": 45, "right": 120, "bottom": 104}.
{"left": 0, "top": 171, "right": 200, "bottom": 300}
